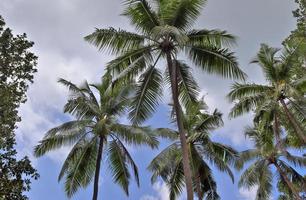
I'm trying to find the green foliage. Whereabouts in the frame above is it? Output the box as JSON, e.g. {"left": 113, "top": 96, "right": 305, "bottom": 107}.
{"left": 148, "top": 100, "right": 237, "bottom": 199}
{"left": 85, "top": 0, "right": 246, "bottom": 125}
{"left": 277, "top": 175, "right": 306, "bottom": 199}
{"left": 0, "top": 16, "right": 39, "bottom": 200}
{"left": 34, "top": 77, "right": 158, "bottom": 198}
{"left": 228, "top": 44, "right": 306, "bottom": 144}
{"left": 283, "top": 0, "right": 306, "bottom": 80}
{"left": 86, "top": 3, "right": 246, "bottom": 198}
{"left": 236, "top": 126, "right": 306, "bottom": 199}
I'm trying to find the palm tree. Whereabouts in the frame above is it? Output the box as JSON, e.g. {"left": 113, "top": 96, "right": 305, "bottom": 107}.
{"left": 277, "top": 175, "right": 306, "bottom": 200}
{"left": 34, "top": 75, "right": 158, "bottom": 200}
{"left": 236, "top": 126, "right": 306, "bottom": 200}
{"left": 85, "top": 1, "right": 245, "bottom": 198}
{"left": 228, "top": 44, "right": 306, "bottom": 144}
{"left": 148, "top": 100, "right": 237, "bottom": 200}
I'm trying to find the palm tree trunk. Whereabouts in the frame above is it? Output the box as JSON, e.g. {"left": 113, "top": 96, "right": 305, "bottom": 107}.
{"left": 273, "top": 113, "right": 282, "bottom": 150}
{"left": 196, "top": 175, "right": 203, "bottom": 200}
{"left": 166, "top": 52, "right": 194, "bottom": 200}
{"left": 279, "top": 99, "right": 306, "bottom": 143}
{"left": 274, "top": 162, "right": 302, "bottom": 200}
{"left": 92, "top": 136, "right": 104, "bottom": 200}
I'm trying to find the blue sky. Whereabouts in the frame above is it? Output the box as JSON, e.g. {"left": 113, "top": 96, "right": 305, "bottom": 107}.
{"left": 0, "top": 0, "right": 300, "bottom": 199}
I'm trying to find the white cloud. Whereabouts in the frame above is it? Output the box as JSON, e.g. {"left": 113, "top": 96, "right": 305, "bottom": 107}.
{"left": 140, "top": 181, "right": 170, "bottom": 200}
{"left": 140, "top": 195, "right": 158, "bottom": 200}
{"left": 239, "top": 186, "right": 258, "bottom": 200}
{"left": 140, "top": 181, "right": 186, "bottom": 200}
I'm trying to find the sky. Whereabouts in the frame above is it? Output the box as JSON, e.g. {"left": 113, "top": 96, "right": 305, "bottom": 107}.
{"left": 0, "top": 0, "right": 299, "bottom": 199}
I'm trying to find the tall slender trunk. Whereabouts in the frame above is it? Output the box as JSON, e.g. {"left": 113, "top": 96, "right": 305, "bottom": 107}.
{"left": 279, "top": 99, "right": 306, "bottom": 143}
{"left": 195, "top": 174, "right": 203, "bottom": 200}
{"left": 166, "top": 52, "right": 194, "bottom": 200}
{"left": 274, "top": 162, "right": 302, "bottom": 200}
{"left": 273, "top": 113, "right": 282, "bottom": 150}
{"left": 92, "top": 136, "right": 104, "bottom": 200}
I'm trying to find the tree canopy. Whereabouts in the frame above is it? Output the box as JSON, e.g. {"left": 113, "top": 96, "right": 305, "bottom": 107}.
{"left": 0, "top": 16, "right": 39, "bottom": 200}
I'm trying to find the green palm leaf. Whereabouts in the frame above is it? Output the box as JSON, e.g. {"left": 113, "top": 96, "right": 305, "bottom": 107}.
{"left": 229, "top": 94, "right": 266, "bottom": 118}
{"left": 227, "top": 83, "right": 272, "bottom": 102}
{"left": 84, "top": 28, "right": 145, "bottom": 54}
{"left": 186, "top": 45, "right": 246, "bottom": 80}
{"left": 107, "top": 140, "right": 132, "bottom": 195}
{"left": 176, "top": 60, "right": 200, "bottom": 109}
{"left": 34, "top": 120, "right": 89, "bottom": 157}
{"left": 65, "top": 137, "right": 98, "bottom": 197}
{"left": 115, "top": 139, "right": 140, "bottom": 187}
{"left": 123, "top": 0, "right": 159, "bottom": 33}
{"left": 106, "top": 45, "right": 153, "bottom": 78}
{"left": 129, "top": 66, "right": 163, "bottom": 125}
{"left": 159, "top": 0, "right": 206, "bottom": 31}
{"left": 187, "top": 29, "right": 236, "bottom": 47}
{"left": 112, "top": 123, "right": 158, "bottom": 148}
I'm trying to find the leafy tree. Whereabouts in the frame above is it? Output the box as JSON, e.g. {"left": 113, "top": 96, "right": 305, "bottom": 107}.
{"left": 282, "top": 0, "right": 306, "bottom": 79}
{"left": 228, "top": 44, "right": 306, "bottom": 144}
{"left": 0, "top": 16, "right": 39, "bottom": 199}
{"left": 85, "top": 1, "right": 245, "bottom": 198}
{"left": 149, "top": 100, "right": 237, "bottom": 200}
{"left": 235, "top": 126, "right": 306, "bottom": 200}
{"left": 34, "top": 75, "right": 158, "bottom": 200}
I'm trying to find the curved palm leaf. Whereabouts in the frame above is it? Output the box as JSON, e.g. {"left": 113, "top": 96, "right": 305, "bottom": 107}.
{"left": 186, "top": 45, "right": 246, "bottom": 80}
{"left": 129, "top": 66, "right": 163, "bottom": 125}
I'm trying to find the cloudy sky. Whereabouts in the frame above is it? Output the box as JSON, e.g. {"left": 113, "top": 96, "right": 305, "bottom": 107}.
{"left": 0, "top": 0, "right": 298, "bottom": 199}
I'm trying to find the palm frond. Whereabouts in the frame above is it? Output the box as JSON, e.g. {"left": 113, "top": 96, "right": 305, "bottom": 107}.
{"left": 148, "top": 142, "right": 184, "bottom": 200}
{"left": 58, "top": 135, "right": 91, "bottom": 181}
{"left": 238, "top": 159, "right": 267, "bottom": 188}
{"left": 107, "top": 140, "right": 131, "bottom": 195}
{"left": 168, "top": 162, "right": 185, "bottom": 200}
{"left": 63, "top": 96, "right": 100, "bottom": 120}
{"left": 84, "top": 28, "right": 145, "bottom": 54}
{"left": 250, "top": 44, "right": 280, "bottom": 82}
{"left": 148, "top": 143, "right": 181, "bottom": 183}
{"left": 195, "top": 109, "right": 223, "bottom": 132}
{"left": 187, "top": 29, "right": 236, "bottom": 47}
{"left": 58, "top": 78, "right": 85, "bottom": 96}
{"left": 186, "top": 45, "right": 246, "bottom": 80}
{"left": 112, "top": 124, "right": 159, "bottom": 148}
{"left": 123, "top": 0, "right": 159, "bottom": 33}
{"left": 255, "top": 164, "right": 273, "bottom": 200}
{"left": 229, "top": 94, "right": 266, "bottom": 118}
{"left": 64, "top": 137, "right": 98, "bottom": 197}
{"left": 176, "top": 60, "right": 199, "bottom": 109}
{"left": 190, "top": 146, "right": 220, "bottom": 200}
{"left": 129, "top": 66, "right": 163, "bottom": 125}
{"left": 227, "top": 83, "right": 272, "bottom": 102}
{"left": 115, "top": 138, "right": 140, "bottom": 187}
{"left": 106, "top": 45, "right": 153, "bottom": 78}
{"left": 200, "top": 143, "right": 235, "bottom": 183}
{"left": 153, "top": 128, "right": 179, "bottom": 140}
{"left": 34, "top": 120, "right": 89, "bottom": 157}
{"left": 292, "top": 75, "right": 306, "bottom": 93}
{"left": 283, "top": 151, "right": 306, "bottom": 167}
{"left": 159, "top": 0, "right": 206, "bottom": 31}
{"left": 235, "top": 149, "right": 261, "bottom": 170}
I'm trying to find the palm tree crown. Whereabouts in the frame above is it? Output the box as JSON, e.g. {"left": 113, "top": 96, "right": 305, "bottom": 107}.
{"left": 236, "top": 125, "right": 306, "bottom": 200}
{"left": 228, "top": 44, "right": 306, "bottom": 144}
{"left": 149, "top": 100, "right": 237, "bottom": 200}
{"left": 85, "top": 0, "right": 246, "bottom": 124}
{"left": 34, "top": 75, "right": 158, "bottom": 199}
